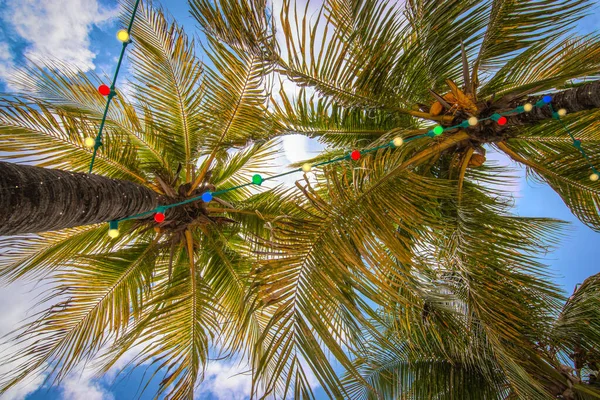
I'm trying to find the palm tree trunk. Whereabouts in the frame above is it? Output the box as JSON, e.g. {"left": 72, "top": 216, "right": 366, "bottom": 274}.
{"left": 0, "top": 161, "right": 159, "bottom": 235}
{"left": 507, "top": 80, "right": 600, "bottom": 126}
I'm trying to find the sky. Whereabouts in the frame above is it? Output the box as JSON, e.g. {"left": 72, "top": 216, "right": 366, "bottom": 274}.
{"left": 0, "top": 0, "right": 599, "bottom": 399}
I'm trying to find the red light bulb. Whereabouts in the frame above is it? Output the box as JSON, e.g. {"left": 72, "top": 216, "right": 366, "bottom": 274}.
{"left": 98, "top": 84, "right": 111, "bottom": 96}
{"left": 350, "top": 150, "right": 361, "bottom": 161}
{"left": 497, "top": 116, "right": 507, "bottom": 126}
{"left": 154, "top": 212, "right": 165, "bottom": 223}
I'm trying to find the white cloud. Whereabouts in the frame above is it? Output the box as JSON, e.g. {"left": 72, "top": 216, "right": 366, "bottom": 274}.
{"left": 0, "top": 43, "right": 16, "bottom": 87}
{"left": 0, "top": 275, "right": 113, "bottom": 400}
{"left": 196, "top": 361, "right": 253, "bottom": 400}
{"left": 282, "top": 134, "right": 310, "bottom": 163}
{"left": 0, "top": 0, "right": 118, "bottom": 84}
{"left": 0, "top": 366, "right": 47, "bottom": 400}
{"left": 0, "top": 280, "right": 49, "bottom": 400}
{"left": 195, "top": 357, "right": 321, "bottom": 399}
{"left": 60, "top": 368, "right": 114, "bottom": 400}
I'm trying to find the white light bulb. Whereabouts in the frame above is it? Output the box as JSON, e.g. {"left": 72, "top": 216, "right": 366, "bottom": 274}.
{"left": 392, "top": 137, "right": 404, "bottom": 147}
{"left": 84, "top": 137, "right": 95, "bottom": 148}
{"left": 468, "top": 117, "right": 478, "bottom": 126}
{"left": 591, "top": 173, "right": 599, "bottom": 182}
{"left": 108, "top": 229, "right": 120, "bottom": 238}
{"left": 558, "top": 108, "right": 567, "bottom": 117}
{"left": 523, "top": 103, "right": 533, "bottom": 112}
{"left": 302, "top": 163, "right": 312, "bottom": 173}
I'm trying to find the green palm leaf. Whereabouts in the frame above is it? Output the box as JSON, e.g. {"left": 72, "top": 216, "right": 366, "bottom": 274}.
{"left": 499, "top": 110, "right": 600, "bottom": 231}
{"left": 127, "top": 2, "right": 205, "bottom": 179}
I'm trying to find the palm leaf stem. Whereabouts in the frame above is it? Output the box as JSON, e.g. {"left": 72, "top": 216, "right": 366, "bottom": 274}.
{"left": 457, "top": 147, "right": 475, "bottom": 203}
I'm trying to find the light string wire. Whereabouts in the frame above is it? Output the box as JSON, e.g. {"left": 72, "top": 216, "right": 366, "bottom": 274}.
{"left": 88, "top": 0, "right": 142, "bottom": 174}
{"left": 550, "top": 104, "right": 599, "bottom": 176}
{"left": 106, "top": 95, "right": 599, "bottom": 235}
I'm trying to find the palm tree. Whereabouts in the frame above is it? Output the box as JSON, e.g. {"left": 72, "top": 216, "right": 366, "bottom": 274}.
{"left": 242, "top": 0, "right": 600, "bottom": 398}
{"left": 0, "top": 0, "right": 599, "bottom": 400}
{"left": 0, "top": 0, "right": 286, "bottom": 398}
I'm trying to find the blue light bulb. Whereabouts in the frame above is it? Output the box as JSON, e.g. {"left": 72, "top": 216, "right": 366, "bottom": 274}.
{"left": 202, "top": 192, "right": 213, "bottom": 202}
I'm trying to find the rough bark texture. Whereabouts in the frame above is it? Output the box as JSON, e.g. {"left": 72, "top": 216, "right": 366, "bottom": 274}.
{"left": 455, "top": 80, "right": 600, "bottom": 142}
{"left": 511, "top": 80, "right": 600, "bottom": 124}
{"left": 0, "top": 161, "right": 159, "bottom": 235}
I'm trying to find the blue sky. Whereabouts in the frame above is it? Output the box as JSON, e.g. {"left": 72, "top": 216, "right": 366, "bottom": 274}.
{"left": 0, "top": 0, "right": 598, "bottom": 399}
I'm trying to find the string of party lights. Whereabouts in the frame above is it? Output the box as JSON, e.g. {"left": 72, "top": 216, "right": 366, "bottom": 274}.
{"left": 85, "top": 0, "right": 141, "bottom": 174}
{"left": 104, "top": 96, "right": 600, "bottom": 238}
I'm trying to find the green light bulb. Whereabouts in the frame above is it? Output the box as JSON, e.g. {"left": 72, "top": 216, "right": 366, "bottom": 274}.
{"left": 433, "top": 126, "right": 444, "bottom": 136}
{"left": 252, "top": 174, "right": 263, "bottom": 185}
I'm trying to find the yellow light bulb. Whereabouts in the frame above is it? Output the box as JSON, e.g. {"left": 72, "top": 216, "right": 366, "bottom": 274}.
{"left": 558, "top": 108, "right": 567, "bottom": 117}
{"left": 117, "top": 29, "right": 130, "bottom": 43}
{"left": 108, "top": 229, "right": 120, "bottom": 238}
{"left": 591, "top": 173, "right": 599, "bottom": 182}
{"left": 392, "top": 137, "right": 404, "bottom": 147}
{"left": 302, "top": 163, "right": 312, "bottom": 173}
{"left": 468, "top": 117, "right": 478, "bottom": 126}
{"left": 523, "top": 103, "right": 533, "bottom": 112}
{"left": 84, "top": 137, "right": 95, "bottom": 148}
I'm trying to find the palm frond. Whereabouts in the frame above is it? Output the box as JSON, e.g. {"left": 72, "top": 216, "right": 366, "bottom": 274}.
{"left": 498, "top": 110, "right": 600, "bottom": 231}
{"left": 554, "top": 273, "right": 600, "bottom": 356}
{"left": 6, "top": 62, "right": 171, "bottom": 175}
{"left": 199, "top": 37, "right": 276, "bottom": 151}
{"left": 278, "top": 0, "right": 411, "bottom": 110}
{"left": 0, "top": 98, "right": 149, "bottom": 183}
{"left": 473, "top": 0, "right": 591, "bottom": 77}
{"left": 189, "top": 0, "right": 276, "bottom": 56}
{"left": 480, "top": 35, "right": 600, "bottom": 98}
{"left": 97, "top": 237, "right": 219, "bottom": 399}
{"left": 395, "top": 0, "right": 487, "bottom": 103}
{"left": 272, "top": 87, "right": 412, "bottom": 147}
{"left": 209, "top": 139, "right": 279, "bottom": 196}
{"left": 0, "top": 224, "right": 112, "bottom": 282}
{"left": 128, "top": 1, "right": 205, "bottom": 179}
{"left": 0, "top": 235, "right": 159, "bottom": 393}
{"left": 250, "top": 144, "right": 460, "bottom": 395}
{"left": 342, "top": 331, "right": 509, "bottom": 400}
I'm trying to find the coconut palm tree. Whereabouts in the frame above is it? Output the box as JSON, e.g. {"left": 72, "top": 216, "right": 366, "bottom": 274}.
{"left": 1, "top": 0, "right": 600, "bottom": 399}
{"left": 0, "top": 0, "right": 287, "bottom": 398}
{"left": 234, "top": 0, "right": 600, "bottom": 398}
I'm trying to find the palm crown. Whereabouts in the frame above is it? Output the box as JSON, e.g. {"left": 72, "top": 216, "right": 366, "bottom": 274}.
{"left": 1, "top": 0, "right": 600, "bottom": 399}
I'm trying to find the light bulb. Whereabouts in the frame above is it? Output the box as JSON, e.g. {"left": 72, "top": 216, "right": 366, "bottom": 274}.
{"left": 202, "top": 192, "right": 213, "bottom": 202}
{"left": 591, "top": 173, "right": 599, "bottom": 182}
{"left": 491, "top": 113, "right": 507, "bottom": 125}
{"left": 84, "top": 137, "right": 95, "bottom": 148}
{"left": 252, "top": 174, "right": 263, "bottom": 185}
{"left": 154, "top": 212, "right": 165, "bottom": 223}
{"left": 117, "top": 29, "right": 130, "bottom": 43}
{"left": 302, "top": 163, "right": 312, "bottom": 172}
{"left": 108, "top": 221, "right": 119, "bottom": 238}
{"left": 558, "top": 108, "right": 567, "bottom": 117}
{"left": 468, "top": 117, "right": 478, "bottom": 126}
{"left": 523, "top": 103, "right": 533, "bottom": 112}
{"left": 543, "top": 95, "right": 552, "bottom": 103}
{"left": 350, "top": 150, "right": 361, "bottom": 160}
{"left": 98, "top": 84, "right": 111, "bottom": 96}
{"left": 433, "top": 125, "right": 444, "bottom": 135}
{"left": 392, "top": 137, "right": 404, "bottom": 147}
